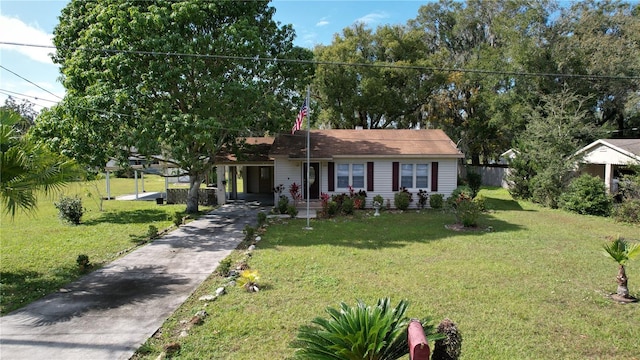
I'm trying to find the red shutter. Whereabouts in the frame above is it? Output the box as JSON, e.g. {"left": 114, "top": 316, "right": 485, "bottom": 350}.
{"left": 392, "top": 162, "right": 399, "bottom": 191}
{"left": 431, "top": 162, "right": 438, "bottom": 192}
{"left": 367, "top": 162, "right": 374, "bottom": 192}
{"left": 328, "top": 162, "right": 335, "bottom": 192}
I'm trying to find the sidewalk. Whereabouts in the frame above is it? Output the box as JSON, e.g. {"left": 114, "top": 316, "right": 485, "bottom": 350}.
{"left": 0, "top": 204, "right": 263, "bottom": 360}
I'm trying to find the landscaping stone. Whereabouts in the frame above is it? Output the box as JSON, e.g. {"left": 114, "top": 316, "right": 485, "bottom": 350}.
{"left": 199, "top": 295, "right": 216, "bottom": 302}
{"left": 215, "top": 287, "right": 225, "bottom": 296}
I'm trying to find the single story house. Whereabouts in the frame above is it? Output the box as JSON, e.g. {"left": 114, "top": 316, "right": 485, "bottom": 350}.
{"left": 215, "top": 129, "right": 464, "bottom": 208}
{"left": 574, "top": 138, "right": 640, "bottom": 193}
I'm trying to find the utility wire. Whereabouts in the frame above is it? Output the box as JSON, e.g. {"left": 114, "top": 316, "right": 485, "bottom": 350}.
{"left": 0, "top": 64, "right": 64, "bottom": 100}
{"left": 0, "top": 88, "right": 59, "bottom": 103}
{"left": 2, "top": 41, "right": 639, "bottom": 81}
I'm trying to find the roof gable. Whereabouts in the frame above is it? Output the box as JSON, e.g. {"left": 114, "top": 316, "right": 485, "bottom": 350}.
{"left": 270, "top": 129, "right": 463, "bottom": 159}
{"left": 575, "top": 139, "right": 640, "bottom": 165}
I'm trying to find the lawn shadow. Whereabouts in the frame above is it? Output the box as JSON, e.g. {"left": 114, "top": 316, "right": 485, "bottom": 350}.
{"left": 0, "top": 267, "right": 78, "bottom": 315}
{"left": 83, "top": 209, "right": 169, "bottom": 225}
{"left": 260, "top": 210, "right": 525, "bottom": 250}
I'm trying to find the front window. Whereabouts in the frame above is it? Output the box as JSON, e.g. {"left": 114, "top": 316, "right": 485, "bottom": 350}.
{"left": 401, "top": 164, "right": 413, "bottom": 188}
{"left": 337, "top": 163, "right": 365, "bottom": 189}
{"left": 352, "top": 164, "right": 365, "bottom": 188}
{"left": 337, "top": 164, "right": 350, "bottom": 188}
{"left": 400, "top": 163, "right": 429, "bottom": 189}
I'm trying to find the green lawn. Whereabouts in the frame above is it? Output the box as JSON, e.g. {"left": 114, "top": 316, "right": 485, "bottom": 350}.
{"left": 0, "top": 176, "right": 210, "bottom": 314}
{"left": 132, "top": 188, "right": 640, "bottom": 360}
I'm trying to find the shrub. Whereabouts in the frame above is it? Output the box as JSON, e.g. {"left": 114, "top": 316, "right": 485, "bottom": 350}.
{"left": 172, "top": 211, "right": 184, "bottom": 227}
{"left": 560, "top": 174, "right": 612, "bottom": 216}
{"left": 447, "top": 186, "right": 472, "bottom": 208}
{"left": 394, "top": 188, "right": 412, "bottom": 211}
{"left": 612, "top": 199, "right": 640, "bottom": 224}
{"left": 257, "top": 211, "right": 267, "bottom": 227}
{"left": 466, "top": 172, "right": 482, "bottom": 198}
{"left": 453, "top": 194, "right": 480, "bottom": 227}
{"left": 243, "top": 225, "right": 256, "bottom": 241}
{"left": 217, "top": 257, "right": 233, "bottom": 277}
{"left": 289, "top": 182, "right": 302, "bottom": 206}
{"left": 287, "top": 205, "right": 299, "bottom": 218}
{"left": 292, "top": 298, "right": 439, "bottom": 360}
{"left": 342, "top": 197, "right": 354, "bottom": 215}
{"left": 54, "top": 195, "right": 83, "bottom": 224}
{"left": 430, "top": 193, "right": 444, "bottom": 209}
{"left": 327, "top": 201, "right": 339, "bottom": 217}
{"left": 278, "top": 195, "right": 289, "bottom": 214}
{"left": 147, "top": 225, "right": 159, "bottom": 239}
{"left": 473, "top": 194, "right": 487, "bottom": 212}
{"left": 417, "top": 189, "right": 429, "bottom": 209}
{"left": 76, "top": 254, "right": 92, "bottom": 271}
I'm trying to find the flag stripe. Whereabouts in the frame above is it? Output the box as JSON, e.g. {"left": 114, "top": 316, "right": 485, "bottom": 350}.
{"left": 291, "top": 99, "right": 308, "bottom": 134}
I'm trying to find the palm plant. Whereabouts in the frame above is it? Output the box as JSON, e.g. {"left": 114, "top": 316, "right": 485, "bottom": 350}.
{"left": 292, "top": 298, "right": 438, "bottom": 360}
{"left": 603, "top": 236, "right": 640, "bottom": 301}
{"left": 1, "top": 109, "right": 78, "bottom": 217}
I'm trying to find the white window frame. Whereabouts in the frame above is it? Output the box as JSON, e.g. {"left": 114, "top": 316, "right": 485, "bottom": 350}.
{"left": 336, "top": 162, "right": 366, "bottom": 190}
{"left": 399, "top": 162, "right": 430, "bottom": 190}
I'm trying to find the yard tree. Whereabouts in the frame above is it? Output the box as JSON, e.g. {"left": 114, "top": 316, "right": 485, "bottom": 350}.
{"left": 508, "top": 88, "right": 606, "bottom": 208}
{"left": 1, "top": 97, "right": 38, "bottom": 136}
{"left": 36, "top": 0, "right": 313, "bottom": 213}
{"left": 552, "top": 0, "right": 640, "bottom": 136}
{"left": 412, "top": 0, "right": 554, "bottom": 164}
{"left": 313, "top": 23, "right": 444, "bottom": 129}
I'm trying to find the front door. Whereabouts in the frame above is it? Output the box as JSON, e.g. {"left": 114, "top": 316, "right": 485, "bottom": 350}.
{"left": 303, "top": 162, "right": 320, "bottom": 200}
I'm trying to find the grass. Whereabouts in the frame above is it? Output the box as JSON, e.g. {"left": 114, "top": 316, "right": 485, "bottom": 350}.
{"left": 0, "top": 175, "right": 211, "bottom": 315}
{"left": 132, "top": 188, "right": 640, "bottom": 360}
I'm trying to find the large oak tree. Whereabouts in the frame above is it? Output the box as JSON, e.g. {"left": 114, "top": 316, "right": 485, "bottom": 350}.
{"left": 37, "top": 0, "right": 313, "bottom": 213}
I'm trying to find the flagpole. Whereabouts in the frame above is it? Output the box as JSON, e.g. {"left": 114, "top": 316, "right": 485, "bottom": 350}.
{"left": 305, "top": 86, "right": 312, "bottom": 230}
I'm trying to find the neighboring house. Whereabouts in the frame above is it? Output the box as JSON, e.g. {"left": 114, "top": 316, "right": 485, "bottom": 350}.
{"left": 574, "top": 139, "right": 640, "bottom": 194}
{"left": 215, "top": 129, "right": 464, "bottom": 208}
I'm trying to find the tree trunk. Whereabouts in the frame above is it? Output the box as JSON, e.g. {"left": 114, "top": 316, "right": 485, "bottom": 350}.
{"left": 186, "top": 173, "right": 203, "bottom": 214}
{"left": 616, "top": 264, "right": 629, "bottom": 298}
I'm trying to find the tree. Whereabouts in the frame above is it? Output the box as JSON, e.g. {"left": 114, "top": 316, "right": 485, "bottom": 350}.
{"left": 313, "top": 23, "right": 444, "bottom": 129}
{"left": 0, "top": 109, "right": 78, "bottom": 218}
{"left": 603, "top": 236, "right": 640, "bottom": 302}
{"left": 412, "top": 0, "right": 554, "bottom": 164}
{"left": 36, "top": 0, "right": 313, "bottom": 213}
{"left": 1, "top": 96, "right": 38, "bottom": 135}
{"left": 507, "top": 88, "right": 606, "bottom": 208}
{"left": 552, "top": 0, "right": 640, "bottom": 137}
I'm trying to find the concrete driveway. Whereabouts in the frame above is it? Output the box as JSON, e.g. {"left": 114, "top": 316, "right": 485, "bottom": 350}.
{"left": 0, "top": 203, "right": 263, "bottom": 360}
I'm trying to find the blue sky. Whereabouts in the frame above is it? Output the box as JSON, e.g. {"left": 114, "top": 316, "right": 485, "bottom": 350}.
{"left": 0, "top": 0, "right": 426, "bottom": 111}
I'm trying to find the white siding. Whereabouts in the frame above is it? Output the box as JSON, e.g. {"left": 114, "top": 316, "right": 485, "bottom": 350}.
{"left": 273, "top": 157, "right": 304, "bottom": 203}
{"left": 274, "top": 157, "right": 459, "bottom": 209}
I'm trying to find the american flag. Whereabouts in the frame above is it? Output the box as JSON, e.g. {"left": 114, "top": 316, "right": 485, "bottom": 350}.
{"left": 291, "top": 98, "right": 308, "bottom": 134}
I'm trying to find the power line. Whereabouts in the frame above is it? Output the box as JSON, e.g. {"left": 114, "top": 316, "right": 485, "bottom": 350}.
{"left": 2, "top": 41, "right": 639, "bottom": 81}
{"left": 0, "top": 64, "right": 64, "bottom": 100}
{"left": 0, "top": 88, "right": 59, "bottom": 103}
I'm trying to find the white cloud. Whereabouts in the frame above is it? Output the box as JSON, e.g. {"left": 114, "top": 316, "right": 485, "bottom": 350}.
{"left": 316, "top": 17, "right": 330, "bottom": 27}
{"left": 0, "top": 15, "right": 56, "bottom": 64}
{"left": 354, "top": 12, "right": 389, "bottom": 26}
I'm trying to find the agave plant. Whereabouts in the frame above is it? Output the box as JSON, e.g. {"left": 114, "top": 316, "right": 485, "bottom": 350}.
{"left": 292, "top": 298, "right": 438, "bottom": 360}
{"left": 603, "top": 236, "right": 640, "bottom": 301}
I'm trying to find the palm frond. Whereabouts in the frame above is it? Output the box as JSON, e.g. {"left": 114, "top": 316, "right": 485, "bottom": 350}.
{"left": 291, "top": 298, "right": 416, "bottom": 360}
{"left": 603, "top": 236, "right": 630, "bottom": 265}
